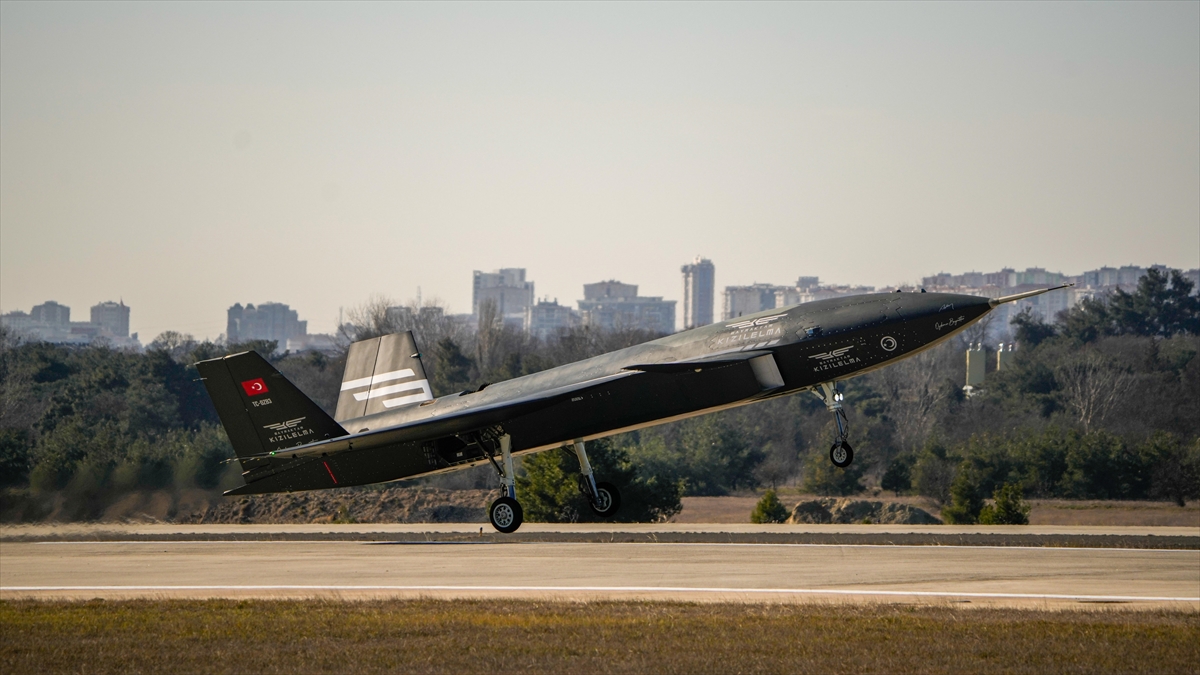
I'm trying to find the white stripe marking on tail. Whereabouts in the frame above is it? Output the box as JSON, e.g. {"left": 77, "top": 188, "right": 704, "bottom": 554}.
{"left": 341, "top": 369, "right": 416, "bottom": 391}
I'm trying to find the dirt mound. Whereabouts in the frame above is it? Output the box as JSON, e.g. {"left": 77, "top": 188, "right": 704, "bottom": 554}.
{"left": 787, "top": 498, "right": 941, "bottom": 525}
{"left": 176, "top": 487, "right": 495, "bottom": 524}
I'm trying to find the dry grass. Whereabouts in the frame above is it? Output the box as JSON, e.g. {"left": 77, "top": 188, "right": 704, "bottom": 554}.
{"left": 1028, "top": 500, "right": 1200, "bottom": 527}
{"left": 680, "top": 493, "right": 1200, "bottom": 527}
{"left": 2, "top": 599, "right": 1196, "bottom": 674}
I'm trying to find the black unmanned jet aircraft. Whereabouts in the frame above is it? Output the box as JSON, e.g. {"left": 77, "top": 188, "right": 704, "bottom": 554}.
{"left": 197, "top": 284, "right": 1069, "bottom": 532}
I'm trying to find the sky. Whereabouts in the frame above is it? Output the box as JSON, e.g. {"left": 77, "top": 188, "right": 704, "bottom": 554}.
{"left": 2, "top": 2, "right": 1197, "bottom": 340}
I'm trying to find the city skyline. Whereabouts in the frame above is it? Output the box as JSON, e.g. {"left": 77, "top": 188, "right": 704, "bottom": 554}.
{"left": 2, "top": 4, "right": 1197, "bottom": 340}
{"left": 5, "top": 259, "right": 1196, "bottom": 345}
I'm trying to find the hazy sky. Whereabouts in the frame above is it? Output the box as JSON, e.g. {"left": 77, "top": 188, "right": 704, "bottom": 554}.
{"left": 2, "top": 2, "right": 1197, "bottom": 339}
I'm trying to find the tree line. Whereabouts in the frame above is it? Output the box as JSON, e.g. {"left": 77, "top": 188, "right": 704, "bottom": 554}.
{"left": 1, "top": 270, "right": 1197, "bottom": 521}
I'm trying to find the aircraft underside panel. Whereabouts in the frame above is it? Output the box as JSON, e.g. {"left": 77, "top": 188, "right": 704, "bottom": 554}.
{"left": 504, "top": 358, "right": 765, "bottom": 453}
{"left": 227, "top": 440, "right": 432, "bottom": 495}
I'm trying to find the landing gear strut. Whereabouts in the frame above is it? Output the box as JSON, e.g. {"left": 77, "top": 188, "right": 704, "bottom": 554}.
{"left": 573, "top": 439, "right": 621, "bottom": 518}
{"left": 814, "top": 382, "right": 854, "bottom": 468}
{"left": 486, "top": 434, "right": 523, "bottom": 533}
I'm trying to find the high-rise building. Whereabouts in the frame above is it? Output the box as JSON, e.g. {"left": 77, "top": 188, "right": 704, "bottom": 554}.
{"left": 227, "top": 302, "right": 307, "bottom": 345}
{"left": 577, "top": 281, "right": 676, "bottom": 334}
{"left": 30, "top": 301, "right": 70, "bottom": 326}
{"left": 90, "top": 301, "right": 130, "bottom": 338}
{"left": 681, "top": 256, "right": 715, "bottom": 330}
{"left": 723, "top": 284, "right": 783, "bottom": 320}
{"left": 473, "top": 268, "right": 535, "bottom": 323}
{"left": 582, "top": 280, "right": 638, "bottom": 301}
{"left": 2, "top": 300, "right": 138, "bottom": 347}
{"left": 525, "top": 299, "right": 578, "bottom": 339}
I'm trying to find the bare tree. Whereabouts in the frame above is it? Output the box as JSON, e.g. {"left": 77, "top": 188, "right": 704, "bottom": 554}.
{"left": 958, "top": 311, "right": 996, "bottom": 349}
{"left": 147, "top": 331, "right": 199, "bottom": 363}
{"left": 474, "top": 298, "right": 502, "bottom": 376}
{"left": 341, "top": 295, "right": 472, "bottom": 352}
{"left": 873, "top": 344, "right": 957, "bottom": 454}
{"left": 1055, "top": 352, "right": 1134, "bottom": 433}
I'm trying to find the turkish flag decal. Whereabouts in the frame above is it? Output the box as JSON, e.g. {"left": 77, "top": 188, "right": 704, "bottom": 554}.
{"left": 241, "top": 378, "right": 269, "bottom": 396}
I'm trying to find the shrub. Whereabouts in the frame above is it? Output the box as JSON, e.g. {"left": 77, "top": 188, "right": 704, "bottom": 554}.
{"left": 0, "top": 428, "right": 32, "bottom": 487}
{"left": 881, "top": 456, "right": 912, "bottom": 496}
{"left": 911, "top": 441, "right": 955, "bottom": 504}
{"left": 801, "top": 452, "right": 865, "bottom": 496}
{"left": 1141, "top": 433, "right": 1200, "bottom": 507}
{"left": 979, "top": 482, "right": 1030, "bottom": 525}
{"left": 941, "top": 463, "right": 985, "bottom": 524}
{"left": 750, "top": 489, "right": 789, "bottom": 524}
{"left": 516, "top": 439, "right": 682, "bottom": 523}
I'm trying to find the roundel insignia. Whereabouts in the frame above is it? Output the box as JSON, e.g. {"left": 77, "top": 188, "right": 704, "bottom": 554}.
{"left": 880, "top": 336, "right": 898, "bottom": 352}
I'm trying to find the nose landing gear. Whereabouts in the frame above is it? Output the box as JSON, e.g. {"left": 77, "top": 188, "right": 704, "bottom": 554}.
{"left": 814, "top": 382, "right": 854, "bottom": 468}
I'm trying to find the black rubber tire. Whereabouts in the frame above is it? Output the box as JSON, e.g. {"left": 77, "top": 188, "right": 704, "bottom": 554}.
{"left": 489, "top": 496, "right": 523, "bottom": 533}
{"left": 588, "top": 481, "right": 621, "bottom": 518}
{"left": 830, "top": 442, "right": 854, "bottom": 468}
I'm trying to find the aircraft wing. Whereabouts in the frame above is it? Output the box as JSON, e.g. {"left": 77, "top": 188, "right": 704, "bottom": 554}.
{"left": 620, "top": 350, "right": 773, "bottom": 373}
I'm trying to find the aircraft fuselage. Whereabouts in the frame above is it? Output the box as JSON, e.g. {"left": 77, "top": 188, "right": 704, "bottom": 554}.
{"left": 227, "top": 290, "right": 993, "bottom": 495}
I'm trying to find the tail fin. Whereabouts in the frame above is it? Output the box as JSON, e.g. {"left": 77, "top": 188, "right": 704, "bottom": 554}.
{"left": 335, "top": 331, "right": 433, "bottom": 422}
{"left": 196, "top": 351, "right": 348, "bottom": 467}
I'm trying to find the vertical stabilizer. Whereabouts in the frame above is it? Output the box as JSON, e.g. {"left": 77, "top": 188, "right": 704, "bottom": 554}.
{"left": 336, "top": 331, "right": 433, "bottom": 422}
{"left": 195, "top": 351, "right": 348, "bottom": 467}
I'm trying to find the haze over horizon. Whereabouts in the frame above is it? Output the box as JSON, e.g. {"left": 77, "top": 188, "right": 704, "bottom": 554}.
{"left": 2, "top": 2, "right": 1197, "bottom": 340}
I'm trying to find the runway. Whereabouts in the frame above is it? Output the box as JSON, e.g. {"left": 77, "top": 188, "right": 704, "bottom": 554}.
{"left": 4, "top": 529, "right": 1198, "bottom": 608}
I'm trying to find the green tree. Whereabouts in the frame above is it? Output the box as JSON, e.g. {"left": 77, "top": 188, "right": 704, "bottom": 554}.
{"left": 881, "top": 455, "right": 913, "bottom": 496}
{"left": 673, "top": 416, "right": 764, "bottom": 495}
{"left": 1107, "top": 268, "right": 1200, "bottom": 338}
{"left": 1141, "top": 432, "right": 1200, "bottom": 507}
{"left": 801, "top": 452, "right": 865, "bottom": 496}
{"left": 516, "top": 439, "right": 682, "bottom": 523}
{"left": 1011, "top": 308, "right": 1058, "bottom": 348}
{"left": 1059, "top": 431, "right": 1138, "bottom": 499}
{"left": 0, "top": 428, "right": 32, "bottom": 486}
{"left": 941, "top": 463, "right": 985, "bottom": 524}
{"left": 911, "top": 441, "right": 955, "bottom": 504}
{"left": 1059, "top": 296, "right": 1113, "bottom": 343}
{"left": 979, "top": 482, "right": 1030, "bottom": 525}
{"left": 432, "top": 338, "right": 474, "bottom": 395}
{"left": 750, "top": 489, "right": 789, "bottom": 523}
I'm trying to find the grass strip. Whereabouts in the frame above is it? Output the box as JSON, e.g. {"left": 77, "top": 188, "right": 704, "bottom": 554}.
{"left": 4, "top": 531, "right": 1198, "bottom": 548}
{"left": 2, "top": 599, "right": 1197, "bottom": 674}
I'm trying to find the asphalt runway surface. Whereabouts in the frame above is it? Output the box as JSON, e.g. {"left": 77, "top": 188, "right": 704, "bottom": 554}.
{"left": 3, "top": 525, "right": 1198, "bottom": 609}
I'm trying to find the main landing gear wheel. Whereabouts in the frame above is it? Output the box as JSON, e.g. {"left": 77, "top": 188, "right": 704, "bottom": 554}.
{"left": 588, "top": 481, "right": 621, "bottom": 518}
{"left": 489, "top": 496, "right": 523, "bottom": 533}
{"left": 830, "top": 442, "right": 854, "bottom": 468}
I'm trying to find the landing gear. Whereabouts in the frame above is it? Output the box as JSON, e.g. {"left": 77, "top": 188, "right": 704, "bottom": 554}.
{"left": 829, "top": 441, "right": 853, "bottom": 468}
{"left": 485, "top": 434, "right": 524, "bottom": 533}
{"left": 489, "top": 496, "right": 522, "bottom": 534}
{"left": 573, "top": 440, "right": 621, "bottom": 518}
{"left": 814, "top": 382, "right": 854, "bottom": 468}
{"left": 588, "top": 481, "right": 621, "bottom": 517}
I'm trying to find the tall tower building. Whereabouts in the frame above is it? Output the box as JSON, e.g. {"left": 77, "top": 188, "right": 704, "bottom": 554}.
{"left": 30, "top": 301, "right": 70, "bottom": 326}
{"left": 472, "top": 268, "right": 535, "bottom": 321}
{"left": 227, "top": 302, "right": 307, "bottom": 345}
{"left": 681, "top": 256, "right": 715, "bottom": 329}
{"left": 90, "top": 301, "right": 130, "bottom": 338}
